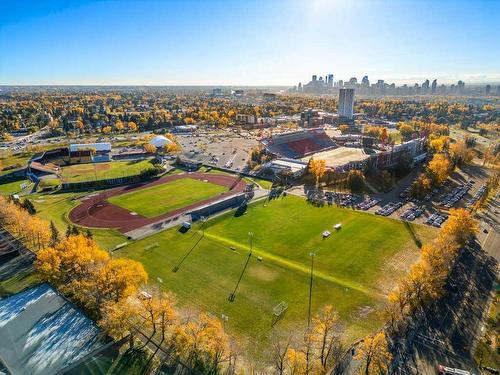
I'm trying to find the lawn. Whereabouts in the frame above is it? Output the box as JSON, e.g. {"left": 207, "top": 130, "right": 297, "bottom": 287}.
{"left": 31, "top": 191, "right": 127, "bottom": 250}
{"left": 0, "top": 152, "right": 31, "bottom": 176}
{"left": 0, "top": 179, "right": 29, "bottom": 195}
{"left": 59, "top": 159, "right": 155, "bottom": 182}
{"left": 108, "top": 177, "right": 228, "bottom": 217}
{"left": 115, "top": 194, "right": 435, "bottom": 359}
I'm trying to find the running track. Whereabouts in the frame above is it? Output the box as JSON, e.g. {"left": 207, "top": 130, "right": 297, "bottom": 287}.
{"left": 69, "top": 172, "right": 247, "bottom": 233}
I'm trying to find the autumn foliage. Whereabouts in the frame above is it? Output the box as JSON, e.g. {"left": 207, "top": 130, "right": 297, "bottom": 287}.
{"left": 384, "top": 208, "right": 478, "bottom": 335}
{"left": 0, "top": 195, "right": 51, "bottom": 250}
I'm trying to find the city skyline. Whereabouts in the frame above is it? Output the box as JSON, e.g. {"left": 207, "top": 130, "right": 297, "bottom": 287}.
{"left": 1, "top": 0, "right": 499, "bottom": 85}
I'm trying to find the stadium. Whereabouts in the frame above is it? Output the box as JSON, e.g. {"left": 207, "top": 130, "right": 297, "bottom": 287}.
{"left": 69, "top": 172, "right": 249, "bottom": 238}
{"left": 260, "top": 128, "right": 427, "bottom": 174}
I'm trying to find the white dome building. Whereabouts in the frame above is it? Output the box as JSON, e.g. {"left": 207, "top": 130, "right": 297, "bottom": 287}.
{"left": 149, "top": 135, "right": 173, "bottom": 148}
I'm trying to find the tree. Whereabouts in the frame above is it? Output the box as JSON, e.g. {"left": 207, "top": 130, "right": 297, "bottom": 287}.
{"left": 22, "top": 198, "right": 36, "bottom": 215}
{"left": 309, "top": 159, "right": 326, "bottom": 186}
{"left": 102, "top": 126, "right": 112, "bottom": 134}
{"left": 285, "top": 348, "right": 308, "bottom": 375}
{"left": 427, "top": 153, "right": 451, "bottom": 185}
{"left": 144, "top": 143, "right": 157, "bottom": 154}
{"left": 449, "top": 140, "right": 474, "bottom": 166}
{"left": 440, "top": 208, "right": 478, "bottom": 246}
{"left": 410, "top": 174, "right": 432, "bottom": 199}
{"left": 35, "top": 234, "right": 109, "bottom": 287}
{"left": 310, "top": 305, "right": 342, "bottom": 371}
{"left": 99, "top": 297, "right": 141, "bottom": 347}
{"left": 165, "top": 142, "right": 181, "bottom": 153}
{"left": 115, "top": 120, "right": 125, "bottom": 131}
{"left": 128, "top": 121, "right": 138, "bottom": 131}
{"left": 89, "top": 258, "right": 148, "bottom": 312}
{"left": 271, "top": 332, "right": 293, "bottom": 375}
{"left": 429, "top": 136, "right": 449, "bottom": 153}
{"left": 339, "top": 124, "right": 349, "bottom": 134}
{"left": 49, "top": 221, "right": 59, "bottom": 246}
{"left": 347, "top": 170, "right": 365, "bottom": 192}
{"left": 173, "top": 312, "right": 233, "bottom": 373}
{"left": 140, "top": 291, "right": 178, "bottom": 367}
{"left": 398, "top": 123, "right": 414, "bottom": 140}
{"left": 354, "top": 331, "right": 392, "bottom": 375}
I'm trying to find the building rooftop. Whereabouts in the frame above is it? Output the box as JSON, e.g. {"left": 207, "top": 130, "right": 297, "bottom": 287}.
{"left": 0, "top": 284, "right": 108, "bottom": 375}
{"left": 301, "top": 147, "right": 372, "bottom": 168}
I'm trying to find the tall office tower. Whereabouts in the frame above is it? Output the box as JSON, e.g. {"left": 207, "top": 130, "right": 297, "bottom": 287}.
{"left": 348, "top": 77, "right": 357, "bottom": 86}
{"left": 312, "top": 75, "right": 317, "bottom": 82}
{"left": 338, "top": 80, "right": 344, "bottom": 88}
{"left": 328, "top": 74, "right": 334, "bottom": 86}
{"left": 496, "top": 86, "right": 500, "bottom": 96}
{"left": 361, "top": 75, "right": 369, "bottom": 86}
{"left": 485, "top": 85, "right": 491, "bottom": 95}
{"left": 338, "top": 88, "right": 355, "bottom": 120}
{"left": 298, "top": 82, "right": 302, "bottom": 92}
{"left": 377, "top": 80, "right": 385, "bottom": 95}
{"left": 422, "top": 79, "right": 430, "bottom": 94}
{"left": 431, "top": 79, "right": 437, "bottom": 94}
{"left": 457, "top": 80, "right": 465, "bottom": 94}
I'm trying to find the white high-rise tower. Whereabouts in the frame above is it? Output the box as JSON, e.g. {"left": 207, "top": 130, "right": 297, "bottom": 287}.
{"left": 338, "top": 88, "right": 355, "bottom": 119}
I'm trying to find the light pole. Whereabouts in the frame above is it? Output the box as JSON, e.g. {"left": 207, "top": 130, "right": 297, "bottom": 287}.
{"left": 307, "top": 252, "right": 315, "bottom": 329}
{"left": 248, "top": 232, "right": 253, "bottom": 255}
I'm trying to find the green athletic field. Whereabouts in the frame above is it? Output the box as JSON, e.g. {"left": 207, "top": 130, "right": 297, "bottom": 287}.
{"left": 115, "top": 194, "right": 435, "bottom": 359}
{"left": 59, "top": 159, "right": 154, "bottom": 182}
{"left": 107, "top": 177, "right": 227, "bottom": 217}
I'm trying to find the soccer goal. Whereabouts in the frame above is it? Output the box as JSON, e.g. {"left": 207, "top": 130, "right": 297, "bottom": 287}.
{"left": 273, "top": 301, "right": 288, "bottom": 317}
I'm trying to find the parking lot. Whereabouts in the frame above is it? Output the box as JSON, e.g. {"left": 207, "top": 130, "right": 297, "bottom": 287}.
{"left": 176, "top": 129, "right": 259, "bottom": 172}
{"left": 294, "top": 163, "right": 492, "bottom": 228}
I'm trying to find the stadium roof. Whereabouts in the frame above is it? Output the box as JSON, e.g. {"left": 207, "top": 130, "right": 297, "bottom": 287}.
{"left": 302, "top": 147, "right": 373, "bottom": 168}
{"left": 0, "top": 284, "right": 107, "bottom": 375}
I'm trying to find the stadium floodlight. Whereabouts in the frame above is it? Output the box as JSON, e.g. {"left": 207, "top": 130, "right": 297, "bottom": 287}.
{"left": 248, "top": 232, "right": 254, "bottom": 254}
{"left": 307, "top": 252, "right": 316, "bottom": 329}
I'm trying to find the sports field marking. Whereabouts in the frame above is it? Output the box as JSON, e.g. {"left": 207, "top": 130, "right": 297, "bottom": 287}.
{"left": 203, "top": 232, "right": 376, "bottom": 296}
{"left": 108, "top": 177, "right": 227, "bottom": 217}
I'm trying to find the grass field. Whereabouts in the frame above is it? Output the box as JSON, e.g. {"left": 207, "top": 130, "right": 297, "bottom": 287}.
{"left": 115, "top": 194, "right": 435, "bottom": 358}
{"left": 59, "top": 159, "right": 155, "bottom": 182}
{"left": 31, "top": 191, "right": 126, "bottom": 250}
{"left": 108, "top": 177, "right": 228, "bottom": 217}
{"left": 0, "top": 179, "right": 29, "bottom": 195}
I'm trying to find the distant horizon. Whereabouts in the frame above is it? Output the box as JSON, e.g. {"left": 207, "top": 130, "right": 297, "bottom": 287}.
{"left": 1, "top": 78, "right": 499, "bottom": 88}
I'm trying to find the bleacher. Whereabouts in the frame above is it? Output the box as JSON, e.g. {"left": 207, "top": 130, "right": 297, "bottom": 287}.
{"left": 262, "top": 129, "right": 337, "bottom": 159}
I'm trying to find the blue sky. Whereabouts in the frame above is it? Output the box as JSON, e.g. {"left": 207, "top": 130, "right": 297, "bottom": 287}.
{"left": 0, "top": 0, "right": 499, "bottom": 85}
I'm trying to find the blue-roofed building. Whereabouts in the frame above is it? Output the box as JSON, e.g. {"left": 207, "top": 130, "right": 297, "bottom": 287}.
{"left": 0, "top": 284, "right": 108, "bottom": 375}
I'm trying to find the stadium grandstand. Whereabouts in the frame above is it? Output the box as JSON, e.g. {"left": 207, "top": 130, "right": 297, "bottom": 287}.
{"left": 260, "top": 128, "right": 337, "bottom": 159}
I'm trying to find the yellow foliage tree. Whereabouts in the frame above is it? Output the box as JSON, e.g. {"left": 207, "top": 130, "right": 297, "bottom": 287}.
{"left": 440, "top": 208, "right": 478, "bottom": 246}
{"left": 143, "top": 143, "right": 157, "bottom": 154}
{"left": 429, "top": 136, "right": 449, "bottom": 153}
{"left": 128, "top": 121, "right": 138, "bottom": 131}
{"left": 90, "top": 258, "right": 147, "bottom": 310}
{"left": 309, "top": 159, "right": 326, "bottom": 186}
{"left": 35, "top": 234, "right": 109, "bottom": 286}
{"left": 450, "top": 140, "right": 474, "bottom": 166}
{"left": 310, "top": 305, "right": 342, "bottom": 371}
{"left": 354, "top": 331, "right": 392, "bottom": 375}
{"left": 427, "top": 153, "right": 451, "bottom": 185}
{"left": 99, "top": 297, "right": 141, "bottom": 345}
